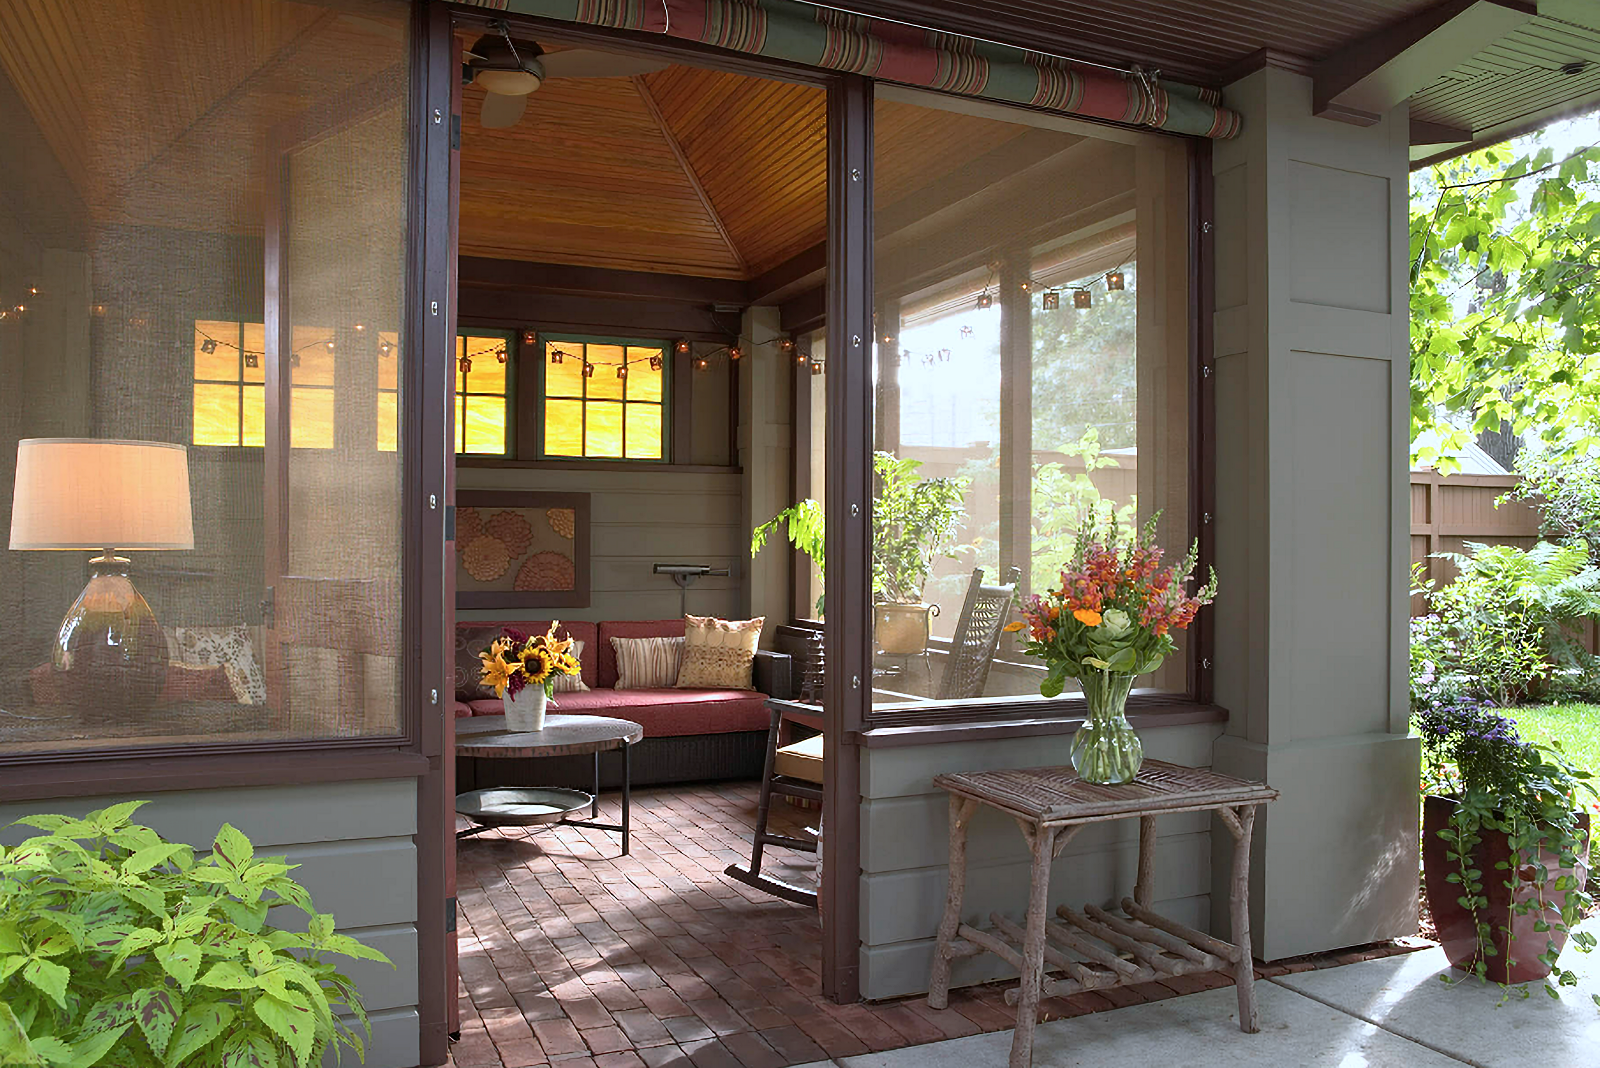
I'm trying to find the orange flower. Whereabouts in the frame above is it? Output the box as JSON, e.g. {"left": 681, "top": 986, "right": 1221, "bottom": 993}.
{"left": 1002, "top": 621, "right": 1026, "bottom": 633}
{"left": 1073, "top": 608, "right": 1102, "bottom": 626}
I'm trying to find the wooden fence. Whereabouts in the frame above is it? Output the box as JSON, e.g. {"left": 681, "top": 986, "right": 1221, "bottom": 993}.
{"left": 1411, "top": 471, "right": 1600, "bottom": 654}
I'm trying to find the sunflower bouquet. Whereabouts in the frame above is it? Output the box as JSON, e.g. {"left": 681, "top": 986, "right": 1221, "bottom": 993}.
{"left": 478, "top": 621, "right": 581, "bottom": 700}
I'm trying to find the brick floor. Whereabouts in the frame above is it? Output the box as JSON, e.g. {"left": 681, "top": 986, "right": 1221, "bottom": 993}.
{"left": 448, "top": 781, "right": 1426, "bottom": 1067}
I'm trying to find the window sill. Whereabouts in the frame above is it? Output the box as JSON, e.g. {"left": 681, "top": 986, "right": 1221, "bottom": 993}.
{"left": 457, "top": 458, "right": 740, "bottom": 474}
{"left": 0, "top": 747, "right": 431, "bottom": 803}
{"left": 854, "top": 701, "right": 1228, "bottom": 748}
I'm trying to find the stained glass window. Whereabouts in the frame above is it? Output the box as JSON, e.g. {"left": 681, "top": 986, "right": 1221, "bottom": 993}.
{"left": 542, "top": 337, "right": 666, "bottom": 460}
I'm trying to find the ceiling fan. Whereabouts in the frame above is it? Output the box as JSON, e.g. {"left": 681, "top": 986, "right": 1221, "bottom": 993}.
{"left": 465, "top": 21, "right": 670, "bottom": 129}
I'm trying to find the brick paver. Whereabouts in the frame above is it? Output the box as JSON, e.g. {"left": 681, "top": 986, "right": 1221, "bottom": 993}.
{"left": 448, "top": 781, "right": 1426, "bottom": 1066}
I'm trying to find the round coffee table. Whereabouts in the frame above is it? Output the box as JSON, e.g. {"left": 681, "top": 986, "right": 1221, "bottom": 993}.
{"left": 456, "top": 714, "right": 644, "bottom": 854}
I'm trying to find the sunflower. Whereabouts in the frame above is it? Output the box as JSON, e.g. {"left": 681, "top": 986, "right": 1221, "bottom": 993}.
{"left": 555, "top": 652, "right": 580, "bottom": 676}
{"left": 522, "top": 646, "right": 555, "bottom": 684}
{"left": 478, "top": 649, "right": 514, "bottom": 697}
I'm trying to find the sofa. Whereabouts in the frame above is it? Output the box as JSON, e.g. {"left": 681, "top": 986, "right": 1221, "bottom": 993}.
{"left": 453, "top": 618, "right": 792, "bottom": 790}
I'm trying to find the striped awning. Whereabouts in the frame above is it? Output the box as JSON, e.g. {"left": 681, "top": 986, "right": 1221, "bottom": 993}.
{"left": 462, "top": 0, "right": 1242, "bottom": 139}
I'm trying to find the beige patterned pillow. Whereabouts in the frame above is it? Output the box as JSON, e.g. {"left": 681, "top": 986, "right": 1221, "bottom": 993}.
{"left": 611, "top": 636, "right": 684, "bottom": 689}
{"left": 171, "top": 625, "right": 266, "bottom": 705}
{"left": 552, "top": 639, "right": 590, "bottom": 693}
{"left": 676, "top": 615, "right": 764, "bottom": 690}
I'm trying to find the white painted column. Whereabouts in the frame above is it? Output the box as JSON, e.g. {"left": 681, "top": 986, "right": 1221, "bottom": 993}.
{"left": 1209, "top": 66, "right": 1419, "bottom": 960}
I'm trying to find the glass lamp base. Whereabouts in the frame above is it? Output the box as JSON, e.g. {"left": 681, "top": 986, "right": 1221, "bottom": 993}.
{"left": 52, "top": 554, "right": 167, "bottom": 717}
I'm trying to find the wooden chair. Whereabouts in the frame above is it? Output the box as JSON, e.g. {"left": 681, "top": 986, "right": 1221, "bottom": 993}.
{"left": 724, "top": 698, "right": 822, "bottom": 907}
{"left": 936, "top": 567, "right": 1022, "bottom": 701}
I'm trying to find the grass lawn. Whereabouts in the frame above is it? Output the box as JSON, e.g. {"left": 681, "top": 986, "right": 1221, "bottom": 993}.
{"left": 1506, "top": 702, "right": 1600, "bottom": 775}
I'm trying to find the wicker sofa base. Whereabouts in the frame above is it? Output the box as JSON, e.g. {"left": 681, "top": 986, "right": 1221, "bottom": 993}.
{"left": 456, "top": 728, "right": 768, "bottom": 793}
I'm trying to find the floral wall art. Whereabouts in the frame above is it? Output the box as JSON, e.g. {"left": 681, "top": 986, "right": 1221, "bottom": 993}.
{"left": 455, "top": 491, "right": 591, "bottom": 609}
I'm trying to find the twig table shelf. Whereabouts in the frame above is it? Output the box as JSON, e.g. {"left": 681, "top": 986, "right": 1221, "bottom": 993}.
{"left": 928, "top": 759, "right": 1278, "bottom": 1068}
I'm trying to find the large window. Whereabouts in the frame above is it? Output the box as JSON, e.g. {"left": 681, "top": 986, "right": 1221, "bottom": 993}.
{"left": 1, "top": 0, "right": 412, "bottom": 753}
{"left": 541, "top": 336, "right": 667, "bottom": 460}
{"left": 869, "top": 88, "right": 1192, "bottom": 715}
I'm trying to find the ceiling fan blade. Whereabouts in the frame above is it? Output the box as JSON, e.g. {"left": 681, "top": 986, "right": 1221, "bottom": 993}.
{"left": 540, "top": 49, "right": 670, "bottom": 79}
{"left": 479, "top": 92, "right": 528, "bottom": 129}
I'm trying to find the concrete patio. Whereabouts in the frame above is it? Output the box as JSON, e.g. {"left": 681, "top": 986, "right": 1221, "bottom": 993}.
{"left": 789, "top": 921, "right": 1600, "bottom": 1068}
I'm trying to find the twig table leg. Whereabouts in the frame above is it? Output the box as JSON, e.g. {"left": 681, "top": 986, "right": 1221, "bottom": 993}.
{"left": 1010, "top": 819, "right": 1058, "bottom": 1068}
{"left": 928, "top": 796, "right": 976, "bottom": 1009}
{"left": 1135, "top": 814, "right": 1157, "bottom": 908}
{"left": 1228, "top": 804, "right": 1259, "bottom": 1032}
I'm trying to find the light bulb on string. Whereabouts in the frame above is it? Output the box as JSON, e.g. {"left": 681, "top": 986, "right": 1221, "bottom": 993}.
{"left": 938, "top": 349, "right": 951, "bottom": 362}
{"left": 550, "top": 349, "right": 564, "bottom": 365}
{"left": 325, "top": 339, "right": 336, "bottom": 352}
{"left": 1105, "top": 270, "right": 1125, "bottom": 291}
{"left": 675, "top": 339, "right": 691, "bottom": 355}
{"left": 245, "top": 353, "right": 259, "bottom": 369}
{"left": 810, "top": 360, "right": 823, "bottom": 376}
{"left": 649, "top": 355, "right": 663, "bottom": 371}
{"left": 354, "top": 323, "right": 365, "bottom": 333}
{"left": 616, "top": 365, "right": 628, "bottom": 379}
{"left": 583, "top": 362, "right": 595, "bottom": 378}
{"left": 1073, "top": 289, "right": 1092, "bottom": 309}
{"left": 959, "top": 325, "right": 974, "bottom": 339}
{"left": 459, "top": 356, "right": 472, "bottom": 373}
{"left": 728, "top": 346, "right": 742, "bottom": 361}
{"left": 695, "top": 356, "right": 708, "bottom": 371}
{"left": 1042, "top": 291, "right": 1060, "bottom": 311}
{"left": 975, "top": 290, "right": 993, "bottom": 310}
{"left": 199, "top": 338, "right": 218, "bottom": 354}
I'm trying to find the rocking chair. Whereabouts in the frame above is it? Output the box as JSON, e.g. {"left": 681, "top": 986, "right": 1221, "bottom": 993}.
{"left": 936, "top": 567, "right": 1022, "bottom": 700}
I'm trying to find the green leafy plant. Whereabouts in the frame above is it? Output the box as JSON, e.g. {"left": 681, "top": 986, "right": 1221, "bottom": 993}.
{"left": 751, "top": 499, "right": 827, "bottom": 617}
{"left": 1425, "top": 540, "right": 1600, "bottom": 704}
{"left": 0, "top": 801, "right": 389, "bottom": 1067}
{"left": 1511, "top": 447, "right": 1600, "bottom": 562}
{"left": 869, "top": 452, "right": 968, "bottom": 605}
{"left": 750, "top": 453, "right": 969, "bottom": 612}
{"left": 1415, "top": 697, "right": 1597, "bottom": 1003}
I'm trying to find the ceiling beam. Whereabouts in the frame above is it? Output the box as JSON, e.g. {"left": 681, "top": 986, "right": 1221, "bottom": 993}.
{"left": 1313, "top": 0, "right": 1534, "bottom": 125}
{"left": 631, "top": 74, "right": 748, "bottom": 275}
{"left": 459, "top": 256, "right": 750, "bottom": 306}
{"left": 1411, "top": 117, "right": 1473, "bottom": 145}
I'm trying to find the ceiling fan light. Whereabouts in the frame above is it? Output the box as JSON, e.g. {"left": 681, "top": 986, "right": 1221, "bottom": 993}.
{"left": 476, "top": 64, "right": 542, "bottom": 95}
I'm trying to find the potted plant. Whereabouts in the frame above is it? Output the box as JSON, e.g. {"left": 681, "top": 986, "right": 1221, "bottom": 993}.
{"left": 749, "top": 454, "right": 967, "bottom": 650}
{"left": 1415, "top": 694, "right": 1596, "bottom": 991}
{"left": 0, "top": 801, "right": 389, "bottom": 1067}
{"left": 870, "top": 453, "right": 969, "bottom": 655}
{"left": 1005, "top": 511, "right": 1215, "bottom": 783}
{"left": 479, "top": 621, "right": 582, "bottom": 731}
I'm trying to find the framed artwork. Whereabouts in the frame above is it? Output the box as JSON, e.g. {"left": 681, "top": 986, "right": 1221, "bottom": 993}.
{"left": 455, "top": 491, "right": 591, "bottom": 609}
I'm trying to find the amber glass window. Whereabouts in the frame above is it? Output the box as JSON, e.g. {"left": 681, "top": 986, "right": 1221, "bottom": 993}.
{"left": 868, "top": 88, "right": 1192, "bottom": 714}
{"left": 456, "top": 332, "right": 512, "bottom": 455}
{"left": 542, "top": 337, "right": 667, "bottom": 460}
{"left": 0, "top": 0, "right": 412, "bottom": 753}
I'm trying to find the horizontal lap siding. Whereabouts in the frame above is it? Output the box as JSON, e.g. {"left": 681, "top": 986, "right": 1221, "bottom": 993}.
{"left": 0, "top": 779, "right": 421, "bottom": 1068}
{"left": 458, "top": 467, "right": 745, "bottom": 623}
{"left": 857, "top": 722, "right": 1223, "bottom": 1000}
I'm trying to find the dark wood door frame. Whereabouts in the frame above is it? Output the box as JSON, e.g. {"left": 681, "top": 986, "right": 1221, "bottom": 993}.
{"left": 414, "top": 1, "right": 459, "bottom": 1061}
{"left": 823, "top": 74, "right": 873, "bottom": 1005}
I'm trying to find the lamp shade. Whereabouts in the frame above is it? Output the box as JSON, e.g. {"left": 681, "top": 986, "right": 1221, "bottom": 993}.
{"left": 10, "top": 438, "right": 194, "bottom": 551}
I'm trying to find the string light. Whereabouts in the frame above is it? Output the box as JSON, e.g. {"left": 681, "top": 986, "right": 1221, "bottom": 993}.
{"left": 810, "top": 360, "right": 823, "bottom": 376}
{"left": 675, "top": 339, "right": 691, "bottom": 354}
{"left": 695, "top": 356, "right": 708, "bottom": 371}
{"left": 649, "top": 355, "right": 663, "bottom": 371}
{"left": 583, "top": 362, "right": 596, "bottom": 378}
{"left": 325, "top": 340, "right": 336, "bottom": 352}
{"left": 938, "top": 348, "right": 951, "bottom": 362}
{"left": 616, "top": 365, "right": 628, "bottom": 379}
{"left": 523, "top": 330, "right": 537, "bottom": 346}
{"left": 497, "top": 348, "right": 508, "bottom": 364}
{"left": 380, "top": 341, "right": 393, "bottom": 356}
{"left": 1105, "top": 270, "right": 1125, "bottom": 291}
{"left": 199, "top": 338, "right": 219, "bottom": 354}
{"left": 728, "top": 345, "right": 742, "bottom": 361}
{"left": 459, "top": 355, "right": 473, "bottom": 373}
{"left": 796, "top": 351, "right": 808, "bottom": 366}
{"left": 1042, "top": 291, "right": 1060, "bottom": 311}
{"left": 975, "top": 290, "right": 993, "bottom": 310}
{"left": 246, "top": 353, "right": 260, "bottom": 369}
{"left": 1073, "top": 289, "right": 1092, "bottom": 309}
{"left": 779, "top": 338, "right": 795, "bottom": 354}
{"left": 354, "top": 323, "right": 366, "bottom": 332}
{"left": 1019, "top": 280, "right": 1033, "bottom": 293}
{"left": 550, "top": 349, "right": 564, "bottom": 364}
{"left": 959, "top": 325, "right": 974, "bottom": 339}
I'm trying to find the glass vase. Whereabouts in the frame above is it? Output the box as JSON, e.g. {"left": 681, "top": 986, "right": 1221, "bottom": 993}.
{"left": 1071, "top": 671, "right": 1144, "bottom": 784}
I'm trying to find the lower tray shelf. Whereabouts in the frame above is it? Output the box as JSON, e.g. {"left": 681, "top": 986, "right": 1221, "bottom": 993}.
{"left": 944, "top": 896, "right": 1244, "bottom": 1003}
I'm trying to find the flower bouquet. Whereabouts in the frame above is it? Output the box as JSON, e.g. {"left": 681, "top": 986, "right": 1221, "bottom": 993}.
{"left": 479, "top": 621, "right": 581, "bottom": 731}
{"left": 1006, "top": 512, "right": 1217, "bottom": 783}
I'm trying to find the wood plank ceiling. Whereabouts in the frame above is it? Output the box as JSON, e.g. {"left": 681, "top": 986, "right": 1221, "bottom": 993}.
{"left": 458, "top": 57, "right": 1034, "bottom": 279}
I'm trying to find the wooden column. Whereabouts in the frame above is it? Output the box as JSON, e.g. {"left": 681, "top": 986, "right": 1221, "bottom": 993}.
{"left": 998, "top": 253, "right": 1032, "bottom": 598}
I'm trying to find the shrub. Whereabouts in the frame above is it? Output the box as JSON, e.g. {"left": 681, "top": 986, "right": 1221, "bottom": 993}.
{"left": 1512, "top": 448, "right": 1600, "bottom": 561}
{"left": 0, "top": 801, "right": 389, "bottom": 1067}
{"left": 1422, "top": 541, "right": 1600, "bottom": 704}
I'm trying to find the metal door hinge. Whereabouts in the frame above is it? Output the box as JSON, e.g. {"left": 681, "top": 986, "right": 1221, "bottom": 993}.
{"left": 445, "top": 504, "right": 456, "bottom": 540}
{"left": 445, "top": 897, "right": 457, "bottom": 933}
{"left": 451, "top": 114, "right": 461, "bottom": 150}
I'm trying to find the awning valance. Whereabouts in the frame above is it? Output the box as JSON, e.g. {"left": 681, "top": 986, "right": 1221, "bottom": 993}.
{"left": 464, "top": 0, "right": 1242, "bottom": 139}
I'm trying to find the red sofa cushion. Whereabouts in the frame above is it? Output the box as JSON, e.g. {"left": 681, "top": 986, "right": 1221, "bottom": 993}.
{"left": 451, "top": 700, "right": 474, "bottom": 718}
{"left": 455, "top": 620, "right": 598, "bottom": 695}
{"left": 462, "top": 688, "right": 769, "bottom": 737}
{"left": 596, "top": 619, "right": 684, "bottom": 689}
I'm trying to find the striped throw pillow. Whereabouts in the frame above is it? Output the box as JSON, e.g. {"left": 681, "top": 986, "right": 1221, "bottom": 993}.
{"left": 610, "top": 636, "right": 684, "bottom": 690}
{"left": 552, "top": 639, "right": 590, "bottom": 693}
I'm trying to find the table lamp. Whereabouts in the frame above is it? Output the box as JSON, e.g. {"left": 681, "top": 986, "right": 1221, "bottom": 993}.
{"left": 9, "top": 438, "right": 194, "bottom": 714}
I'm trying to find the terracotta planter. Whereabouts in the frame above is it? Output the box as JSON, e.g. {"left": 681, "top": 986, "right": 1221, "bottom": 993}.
{"left": 875, "top": 602, "right": 936, "bottom": 655}
{"left": 1422, "top": 794, "right": 1591, "bottom": 984}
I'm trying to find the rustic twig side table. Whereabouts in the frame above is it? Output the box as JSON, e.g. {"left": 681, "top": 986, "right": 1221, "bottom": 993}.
{"left": 928, "top": 760, "right": 1278, "bottom": 1068}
